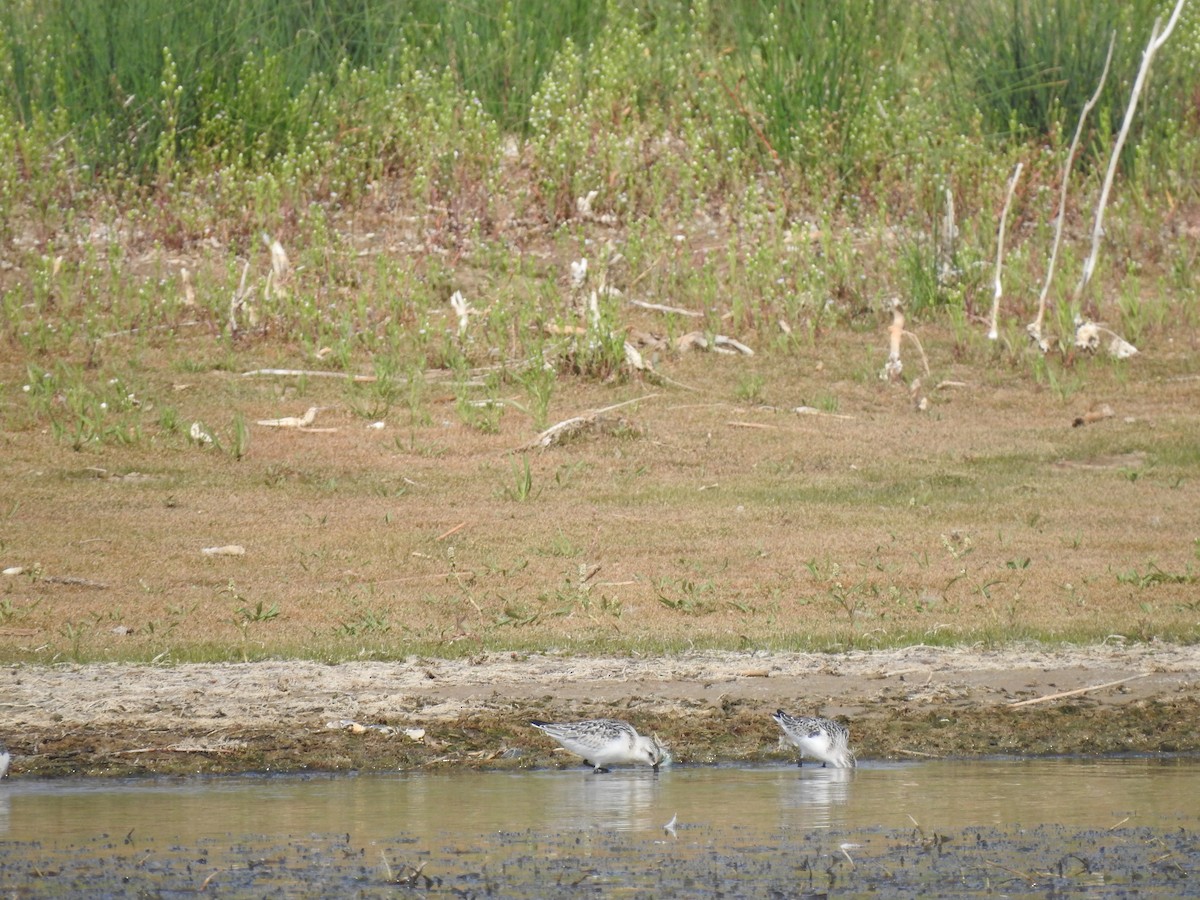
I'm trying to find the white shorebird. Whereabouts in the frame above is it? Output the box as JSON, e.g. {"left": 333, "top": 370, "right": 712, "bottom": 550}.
{"left": 530, "top": 718, "right": 667, "bottom": 773}
{"left": 772, "top": 709, "right": 856, "bottom": 769}
{"left": 0, "top": 740, "right": 10, "bottom": 779}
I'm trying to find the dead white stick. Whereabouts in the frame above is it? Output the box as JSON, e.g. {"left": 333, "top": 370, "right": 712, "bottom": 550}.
{"left": 1075, "top": 0, "right": 1188, "bottom": 306}
{"left": 793, "top": 407, "right": 855, "bottom": 420}
{"left": 629, "top": 299, "right": 703, "bottom": 318}
{"left": 523, "top": 395, "right": 656, "bottom": 449}
{"left": 201, "top": 545, "right": 245, "bottom": 557}
{"left": 712, "top": 334, "right": 754, "bottom": 356}
{"left": 675, "top": 331, "right": 754, "bottom": 355}
{"left": 243, "top": 368, "right": 377, "bottom": 382}
{"left": 727, "top": 421, "right": 778, "bottom": 430}
{"left": 1029, "top": 33, "right": 1115, "bottom": 349}
{"left": 941, "top": 187, "right": 956, "bottom": 274}
{"left": 117, "top": 745, "right": 239, "bottom": 755}
{"left": 256, "top": 407, "right": 319, "bottom": 428}
{"left": 1008, "top": 673, "right": 1149, "bottom": 708}
{"left": 988, "top": 162, "right": 1023, "bottom": 340}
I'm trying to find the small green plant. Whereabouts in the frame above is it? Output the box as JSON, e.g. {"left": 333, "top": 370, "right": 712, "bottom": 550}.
{"left": 517, "top": 362, "right": 556, "bottom": 430}
{"left": 824, "top": 580, "right": 866, "bottom": 626}
{"left": 734, "top": 372, "right": 766, "bottom": 404}
{"left": 941, "top": 532, "right": 974, "bottom": 560}
{"left": 1029, "top": 353, "right": 1083, "bottom": 402}
{"left": 25, "top": 364, "right": 146, "bottom": 449}
{"left": 494, "top": 597, "right": 542, "bottom": 628}
{"left": 816, "top": 393, "right": 840, "bottom": 414}
{"left": 655, "top": 577, "right": 715, "bottom": 615}
{"left": 229, "top": 411, "right": 250, "bottom": 460}
{"left": 454, "top": 376, "right": 504, "bottom": 433}
{"left": 500, "top": 455, "right": 539, "bottom": 502}
{"left": 348, "top": 355, "right": 406, "bottom": 420}
{"left": 336, "top": 606, "right": 392, "bottom": 637}
{"left": 539, "top": 530, "right": 582, "bottom": 558}
{"left": 235, "top": 598, "right": 280, "bottom": 624}
{"left": 59, "top": 620, "right": 91, "bottom": 662}
{"left": 1116, "top": 563, "right": 1196, "bottom": 588}
{"left": 222, "top": 581, "right": 280, "bottom": 660}
{"left": 0, "top": 598, "right": 39, "bottom": 624}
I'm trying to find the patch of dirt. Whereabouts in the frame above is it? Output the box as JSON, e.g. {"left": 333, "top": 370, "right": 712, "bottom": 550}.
{"left": 3, "top": 643, "right": 1197, "bottom": 777}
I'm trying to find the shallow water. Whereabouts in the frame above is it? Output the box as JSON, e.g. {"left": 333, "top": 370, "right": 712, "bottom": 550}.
{"left": 1, "top": 758, "right": 1198, "bottom": 897}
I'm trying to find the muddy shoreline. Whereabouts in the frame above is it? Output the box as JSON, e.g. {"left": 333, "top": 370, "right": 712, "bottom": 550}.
{"left": 2, "top": 643, "right": 1197, "bottom": 777}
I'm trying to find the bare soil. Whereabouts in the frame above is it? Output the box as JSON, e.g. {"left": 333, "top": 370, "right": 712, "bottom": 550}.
{"left": 4, "top": 335, "right": 1200, "bottom": 776}
{"left": 3, "top": 344, "right": 1200, "bottom": 659}
{"left": 3, "top": 642, "right": 1197, "bottom": 777}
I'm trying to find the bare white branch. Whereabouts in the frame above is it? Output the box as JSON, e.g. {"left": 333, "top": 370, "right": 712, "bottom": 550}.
{"left": 989, "top": 162, "right": 1023, "bottom": 340}
{"left": 1075, "top": 0, "right": 1188, "bottom": 305}
{"left": 1029, "top": 33, "right": 1115, "bottom": 349}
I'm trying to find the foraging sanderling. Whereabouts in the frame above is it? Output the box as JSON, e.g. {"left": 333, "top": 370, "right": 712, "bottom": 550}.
{"left": 772, "top": 709, "right": 856, "bottom": 769}
{"left": 0, "top": 740, "right": 10, "bottom": 779}
{"left": 529, "top": 718, "right": 667, "bottom": 773}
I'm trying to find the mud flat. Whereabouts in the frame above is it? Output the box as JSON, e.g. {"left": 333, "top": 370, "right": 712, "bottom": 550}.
{"left": 2, "top": 643, "right": 1197, "bottom": 777}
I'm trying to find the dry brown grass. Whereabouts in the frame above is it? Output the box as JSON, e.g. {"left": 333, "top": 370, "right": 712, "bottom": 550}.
{"left": 2, "top": 325, "right": 1198, "bottom": 665}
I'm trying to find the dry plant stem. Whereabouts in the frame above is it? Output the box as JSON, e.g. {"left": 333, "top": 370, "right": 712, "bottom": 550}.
{"left": 1075, "top": 0, "right": 1188, "bottom": 306}
{"left": 989, "top": 162, "right": 1023, "bottom": 340}
{"left": 903, "top": 330, "right": 931, "bottom": 377}
{"left": 1008, "top": 673, "right": 1149, "bottom": 708}
{"left": 229, "top": 261, "right": 250, "bottom": 335}
{"left": 712, "top": 71, "right": 781, "bottom": 166}
{"left": 1031, "top": 33, "right": 1115, "bottom": 344}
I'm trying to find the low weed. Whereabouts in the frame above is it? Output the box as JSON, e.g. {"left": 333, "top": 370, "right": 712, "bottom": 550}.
{"left": 500, "top": 455, "right": 539, "bottom": 502}
{"left": 656, "top": 577, "right": 716, "bottom": 615}
{"left": 1116, "top": 563, "right": 1196, "bottom": 589}
{"left": 734, "top": 372, "right": 766, "bottom": 405}
{"left": 336, "top": 606, "right": 392, "bottom": 637}
{"left": 516, "top": 361, "right": 557, "bottom": 431}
